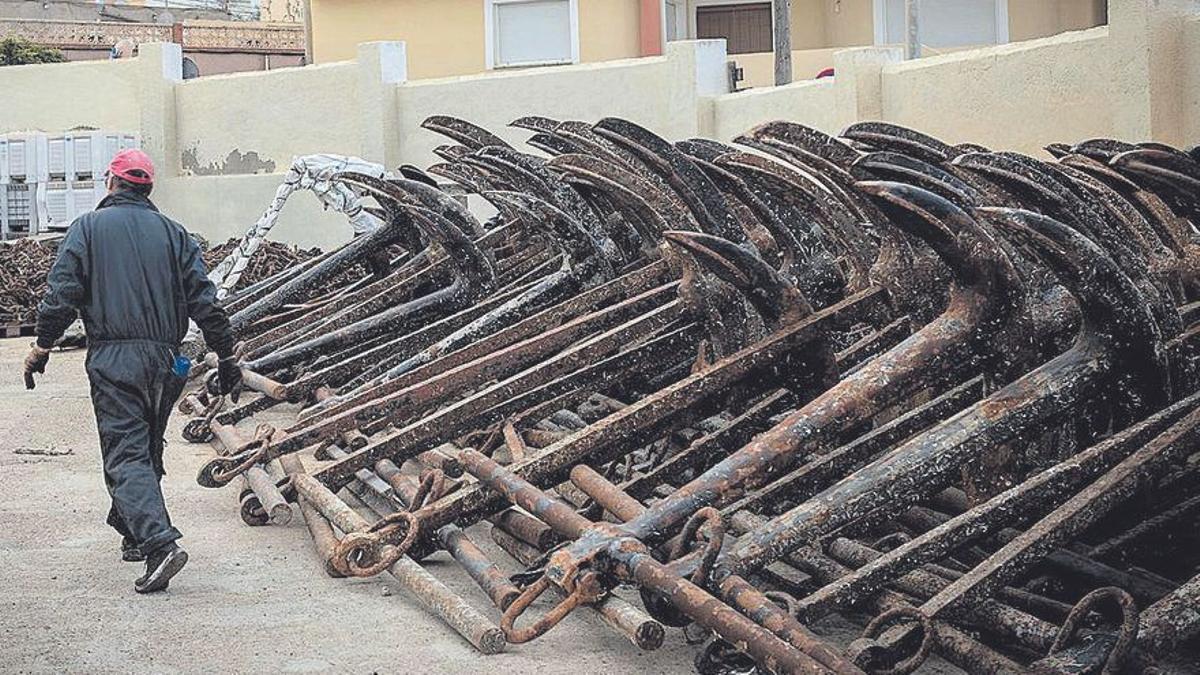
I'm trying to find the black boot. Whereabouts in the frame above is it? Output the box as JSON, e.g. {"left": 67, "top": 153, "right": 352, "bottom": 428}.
{"left": 134, "top": 542, "right": 188, "bottom": 594}
{"left": 121, "top": 537, "right": 145, "bottom": 563}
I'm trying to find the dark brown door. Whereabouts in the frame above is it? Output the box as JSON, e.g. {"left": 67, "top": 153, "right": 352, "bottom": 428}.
{"left": 696, "top": 3, "right": 773, "bottom": 55}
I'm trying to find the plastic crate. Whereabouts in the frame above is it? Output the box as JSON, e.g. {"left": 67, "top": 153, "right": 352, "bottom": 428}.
{"left": 1, "top": 131, "right": 138, "bottom": 237}
{"left": 103, "top": 133, "right": 140, "bottom": 159}
{"left": 73, "top": 181, "right": 101, "bottom": 217}
{"left": 91, "top": 132, "right": 141, "bottom": 178}
{"left": 0, "top": 134, "right": 44, "bottom": 183}
{"left": 42, "top": 132, "right": 141, "bottom": 182}
{"left": 44, "top": 135, "right": 68, "bottom": 180}
{"left": 42, "top": 182, "right": 69, "bottom": 228}
{"left": 40, "top": 180, "right": 104, "bottom": 231}
{"left": 1, "top": 183, "right": 37, "bottom": 239}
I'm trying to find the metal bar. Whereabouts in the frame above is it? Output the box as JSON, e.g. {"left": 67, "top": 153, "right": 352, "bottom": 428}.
{"left": 1138, "top": 572, "right": 1200, "bottom": 654}
{"left": 570, "top": 465, "right": 645, "bottom": 522}
{"left": 278, "top": 453, "right": 343, "bottom": 578}
{"left": 489, "top": 523, "right": 666, "bottom": 651}
{"left": 210, "top": 420, "right": 291, "bottom": 525}
{"left": 288, "top": 474, "right": 506, "bottom": 655}
{"left": 367, "top": 458, "right": 521, "bottom": 612}
{"left": 788, "top": 545, "right": 1025, "bottom": 674}
{"left": 795, "top": 391, "right": 1200, "bottom": 622}
{"left": 415, "top": 287, "right": 885, "bottom": 537}
{"left": 919, "top": 404, "right": 1200, "bottom": 620}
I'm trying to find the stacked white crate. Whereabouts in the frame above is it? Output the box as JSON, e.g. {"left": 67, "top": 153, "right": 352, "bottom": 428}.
{"left": 0, "top": 134, "right": 44, "bottom": 239}
{"left": 1, "top": 132, "right": 139, "bottom": 238}
{"left": 39, "top": 132, "right": 140, "bottom": 232}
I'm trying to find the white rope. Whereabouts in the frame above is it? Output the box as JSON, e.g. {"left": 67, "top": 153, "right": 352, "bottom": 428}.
{"left": 185, "top": 154, "right": 388, "bottom": 345}
{"left": 207, "top": 154, "right": 388, "bottom": 300}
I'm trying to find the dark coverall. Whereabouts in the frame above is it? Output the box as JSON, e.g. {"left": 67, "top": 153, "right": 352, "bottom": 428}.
{"left": 36, "top": 191, "right": 235, "bottom": 554}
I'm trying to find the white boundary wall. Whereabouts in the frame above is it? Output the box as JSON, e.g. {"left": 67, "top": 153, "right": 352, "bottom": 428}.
{"left": 1, "top": 1, "right": 1196, "bottom": 249}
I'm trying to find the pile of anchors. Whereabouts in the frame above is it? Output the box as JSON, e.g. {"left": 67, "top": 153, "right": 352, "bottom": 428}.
{"left": 179, "top": 114, "right": 1200, "bottom": 674}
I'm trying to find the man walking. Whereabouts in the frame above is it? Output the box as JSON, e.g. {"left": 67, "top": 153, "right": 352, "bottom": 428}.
{"left": 23, "top": 149, "right": 243, "bottom": 593}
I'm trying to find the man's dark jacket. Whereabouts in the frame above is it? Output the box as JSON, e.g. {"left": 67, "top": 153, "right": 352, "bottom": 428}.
{"left": 36, "top": 191, "right": 234, "bottom": 355}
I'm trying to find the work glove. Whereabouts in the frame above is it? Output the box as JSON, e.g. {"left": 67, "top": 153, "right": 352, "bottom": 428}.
{"left": 23, "top": 344, "right": 50, "bottom": 390}
{"left": 207, "top": 356, "right": 244, "bottom": 403}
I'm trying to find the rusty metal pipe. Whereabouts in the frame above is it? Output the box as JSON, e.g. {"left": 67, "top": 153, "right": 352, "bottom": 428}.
{"left": 917, "top": 404, "right": 1200, "bottom": 622}
{"left": 287, "top": 473, "right": 505, "bottom": 655}
{"left": 313, "top": 386, "right": 370, "bottom": 451}
{"left": 278, "top": 453, "right": 344, "bottom": 578}
{"left": 489, "top": 523, "right": 667, "bottom": 651}
{"left": 621, "top": 548, "right": 857, "bottom": 674}
{"left": 241, "top": 256, "right": 441, "bottom": 358}
{"left": 464, "top": 459, "right": 854, "bottom": 672}
{"left": 550, "top": 458, "right": 860, "bottom": 673}
{"left": 488, "top": 509, "right": 559, "bottom": 550}
{"left": 1137, "top": 571, "right": 1200, "bottom": 654}
{"left": 244, "top": 230, "right": 491, "bottom": 375}
{"left": 787, "top": 545, "right": 1025, "bottom": 674}
{"left": 459, "top": 449, "right": 593, "bottom": 538}
{"left": 197, "top": 292, "right": 687, "bottom": 488}
{"left": 720, "top": 377, "right": 983, "bottom": 518}
{"left": 822, "top": 538, "right": 1059, "bottom": 653}
{"left": 795, "top": 390, "right": 1200, "bottom": 623}
{"left": 928, "top": 488, "right": 1178, "bottom": 604}
{"left": 299, "top": 273, "right": 675, "bottom": 429}
{"left": 319, "top": 444, "right": 399, "bottom": 508}
{"left": 265, "top": 277, "right": 547, "bottom": 408}
{"left": 415, "top": 447, "right": 464, "bottom": 478}
{"left": 203, "top": 353, "right": 288, "bottom": 400}
{"left": 570, "top": 465, "right": 645, "bottom": 522}
{"left": 412, "top": 287, "right": 885, "bottom": 544}
{"left": 365, "top": 458, "right": 520, "bottom": 612}
{"left": 724, "top": 205, "right": 1164, "bottom": 578}
{"left": 209, "top": 420, "right": 291, "bottom": 525}
{"left": 379, "top": 454, "right": 554, "bottom": 551}
{"left": 728, "top": 509, "right": 1057, "bottom": 656}
{"left": 623, "top": 320, "right": 915, "bottom": 508}
{"left": 490, "top": 525, "right": 542, "bottom": 566}
{"left": 572, "top": 461, "right": 885, "bottom": 666}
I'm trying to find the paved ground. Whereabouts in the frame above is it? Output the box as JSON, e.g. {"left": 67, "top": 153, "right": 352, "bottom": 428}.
{"left": 0, "top": 339, "right": 960, "bottom": 674}
{"left": 0, "top": 340, "right": 686, "bottom": 673}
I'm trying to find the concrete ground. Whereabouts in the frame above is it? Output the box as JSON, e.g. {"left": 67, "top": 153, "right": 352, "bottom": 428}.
{"left": 0, "top": 339, "right": 955, "bottom": 674}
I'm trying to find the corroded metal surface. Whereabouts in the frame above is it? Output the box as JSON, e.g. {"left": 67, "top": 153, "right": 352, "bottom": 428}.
{"left": 174, "top": 115, "right": 1200, "bottom": 673}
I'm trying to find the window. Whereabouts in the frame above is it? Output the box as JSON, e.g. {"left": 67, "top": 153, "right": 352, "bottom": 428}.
{"left": 696, "top": 2, "right": 773, "bottom": 55}
{"left": 665, "top": 0, "right": 687, "bottom": 41}
{"left": 874, "top": 0, "right": 1009, "bottom": 48}
{"left": 486, "top": 0, "right": 579, "bottom": 69}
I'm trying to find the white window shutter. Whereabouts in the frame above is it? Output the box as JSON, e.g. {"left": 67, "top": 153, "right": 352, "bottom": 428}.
{"left": 495, "top": 0, "right": 573, "bottom": 67}
{"left": 884, "top": 0, "right": 1005, "bottom": 48}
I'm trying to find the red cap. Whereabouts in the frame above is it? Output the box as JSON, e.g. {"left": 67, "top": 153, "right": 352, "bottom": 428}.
{"left": 107, "top": 148, "right": 155, "bottom": 185}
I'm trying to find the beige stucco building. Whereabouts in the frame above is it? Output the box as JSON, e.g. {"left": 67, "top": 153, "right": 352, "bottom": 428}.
{"left": 307, "top": 0, "right": 1108, "bottom": 83}
{"left": 708, "top": 0, "right": 1108, "bottom": 84}
{"left": 308, "top": 0, "right": 655, "bottom": 79}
